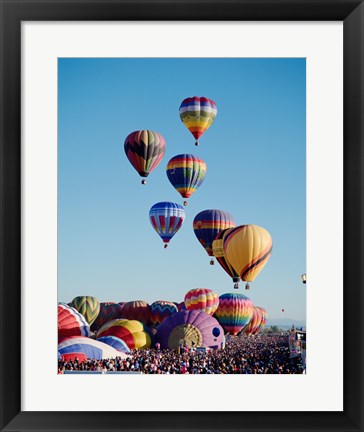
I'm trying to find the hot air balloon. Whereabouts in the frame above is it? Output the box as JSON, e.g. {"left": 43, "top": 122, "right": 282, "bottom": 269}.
{"left": 193, "top": 209, "right": 235, "bottom": 264}
{"left": 156, "top": 310, "right": 224, "bottom": 350}
{"left": 179, "top": 96, "right": 217, "bottom": 146}
{"left": 212, "top": 228, "right": 240, "bottom": 289}
{"left": 223, "top": 224, "right": 272, "bottom": 290}
{"left": 150, "top": 301, "right": 178, "bottom": 326}
{"left": 58, "top": 304, "right": 90, "bottom": 338}
{"left": 252, "top": 307, "right": 268, "bottom": 335}
{"left": 91, "top": 302, "right": 125, "bottom": 331}
{"left": 124, "top": 130, "right": 166, "bottom": 184}
{"left": 58, "top": 336, "right": 125, "bottom": 360}
{"left": 149, "top": 202, "right": 185, "bottom": 248}
{"left": 166, "top": 154, "right": 207, "bottom": 206}
{"left": 121, "top": 300, "right": 151, "bottom": 324}
{"left": 97, "top": 336, "right": 131, "bottom": 354}
{"left": 184, "top": 288, "right": 219, "bottom": 316}
{"left": 243, "top": 306, "right": 263, "bottom": 336}
{"left": 97, "top": 319, "right": 152, "bottom": 349}
{"left": 214, "top": 293, "right": 254, "bottom": 336}
{"left": 69, "top": 296, "right": 100, "bottom": 326}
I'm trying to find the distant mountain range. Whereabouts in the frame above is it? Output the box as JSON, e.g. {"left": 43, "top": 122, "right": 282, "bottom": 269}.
{"left": 266, "top": 318, "right": 306, "bottom": 329}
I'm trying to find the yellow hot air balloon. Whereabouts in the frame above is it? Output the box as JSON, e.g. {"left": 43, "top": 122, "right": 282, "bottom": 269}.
{"left": 223, "top": 225, "right": 272, "bottom": 290}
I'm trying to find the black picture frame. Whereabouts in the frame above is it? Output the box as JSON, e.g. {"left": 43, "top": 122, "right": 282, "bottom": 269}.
{"left": 0, "top": 1, "right": 363, "bottom": 431}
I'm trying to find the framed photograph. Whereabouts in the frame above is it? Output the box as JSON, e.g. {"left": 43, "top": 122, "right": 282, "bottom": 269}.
{"left": 0, "top": 0, "right": 363, "bottom": 431}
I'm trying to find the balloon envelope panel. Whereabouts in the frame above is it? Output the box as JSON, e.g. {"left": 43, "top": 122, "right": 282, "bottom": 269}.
{"left": 92, "top": 302, "right": 125, "bottom": 331}
{"left": 156, "top": 310, "right": 224, "bottom": 350}
{"left": 243, "top": 306, "right": 263, "bottom": 336}
{"left": 58, "top": 304, "right": 90, "bottom": 338}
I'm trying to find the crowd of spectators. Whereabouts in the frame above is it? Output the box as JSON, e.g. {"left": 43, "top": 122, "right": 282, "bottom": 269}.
{"left": 58, "top": 334, "right": 304, "bottom": 375}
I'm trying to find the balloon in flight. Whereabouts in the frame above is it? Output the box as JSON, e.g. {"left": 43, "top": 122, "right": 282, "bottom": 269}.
{"left": 149, "top": 201, "right": 185, "bottom": 248}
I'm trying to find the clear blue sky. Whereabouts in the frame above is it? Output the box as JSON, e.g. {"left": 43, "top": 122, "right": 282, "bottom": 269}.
{"left": 58, "top": 58, "right": 306, "bottom": 321}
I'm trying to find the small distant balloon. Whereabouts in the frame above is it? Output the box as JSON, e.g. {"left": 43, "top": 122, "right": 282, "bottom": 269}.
{"left": 149, "top": 201, "right": 185, "bottom": 247}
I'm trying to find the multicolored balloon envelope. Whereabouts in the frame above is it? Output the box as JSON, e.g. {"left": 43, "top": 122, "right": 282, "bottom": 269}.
{"left": 97, "top": 336, "right": 131, "bottom": 353}
{"left": 58, "top": 304, "right": 90, "bottom": 338}
{"left": 177, "top": 302, "right": 186, "bottom": 312}
{"left": 254, "top": 307, "right": 268, "bottom": 334}
{"left": 179, "top": 96, "right": 217, "bottom": 146}
{"left": 121, "top": 300, "right": 151, "bottom": 324}
{"left": 149, "top": 201, "right": 185, "bottom": 247}
{"left": 212, "top": 228, "right": 240, "bottom": 288}
{"left": 243, "top": 306, "right": 263, "bottom": 336}
{"left": 193, "top": 209, "right": 236, "bottom": 259}
{"left": 124, "top": 130, "right": 166, "bottom": 184}
{"left": 214, "top": 293, "right": 254, "bottom": 336}
{"left": 156, "top": 310, "right": 224, "bottom": 350}
{"left": 69, "top": 296, "right": 100, "bottom": 326}
{"left": 223, "top": 224, "right": 273, "bottom": 288}
{"left": 184, "top": 288, "right": 219, "bottom": 316}
{"left": 166, "top": 154, "right": 207, "bottom": 205}
{"left": 150, "top": 301, "right": 178, "bottom": 326}
{"left": 91, "top": 302, "right": 125, "bottom": 331}
{"left": 58, "top": 336, "right": 124, "bottom": 360}
{"left": 97, "top": 319, "right": 152, "bottom": 349}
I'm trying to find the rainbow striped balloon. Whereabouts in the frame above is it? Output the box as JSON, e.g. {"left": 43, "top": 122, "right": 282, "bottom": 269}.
{"left": 214, "top": 293, "right": 254, "bottom": 336}
{"left": 193, "top": 209, "right": 236, "bottom": 257}
{"left": 166, "top": 154, "right": 206, "bottom": 204}
{"left": 253, "top": 307, "right": 268, "bottom": 335}
{"left": 184, "top": 288, "right": 219, "bottom": 316}
{"left": 243, "top": 306, "right": 263, "bottom": 336}
{"left": 179, "top": 96, "right": 217, "bottom": 146}
{"left": 150, "top": 300, "right": 178, "bottom": 326}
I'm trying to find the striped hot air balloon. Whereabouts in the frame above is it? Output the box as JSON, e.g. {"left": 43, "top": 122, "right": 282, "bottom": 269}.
{"left": 166, "top": 154, "right": 207, "bottom": 206}
{"left": 150, "top": 301, "right": 178, "bottom": 326}
{"left": 124, "top": 130, "right": 166, "bottom": 184}
{"left": 121, "top": 300, "right": 151, "bottom": 324}
{"left": 97, "top": 319, "right": 152, "bottom": 350}
{"left": 214, "top": 293, "right": 254, "bottom": 336}
{"left": 179, "top": 96, "right": 217, "bottom": 146}
{"left": 223, "top": 224, "right": 273, "bottom": 290}
{"left": 212, "top": 228, "right": 240, "bottom": 289}
{"left": 243, "top": 306, "right": 263, "bottom": 336}
{"left": 149, "top": 202, "right": 185, "bottom": 248}
{"left": 58, "top": 336, "right": 125, "bottom": 360}
{"left": 253, "top": 307, "right": 268, "bottom": 335}
{"left": 69, "top": 296, "right": 100, "bottom": 326}
{"left": 58, "top": 304, "right": 90, "bottom": 338}
{"left": 184, "top": 288, "right": 219, "bottom": 316}
{"left": 193, "top": 209, "right": 235, "bottom": 264}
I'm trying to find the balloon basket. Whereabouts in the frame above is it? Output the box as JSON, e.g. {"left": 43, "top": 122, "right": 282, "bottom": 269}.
{"left": 195, "top": 141, "right": 199, "bottom": 146}
{"left": 164, "top": 244, "right": 168, "bottom": 249}
{"left": 210, "top": 259, "right": 215, "bottom": 265}
{"left": 233, "top": 283, "right": 239, "bottom": 289}
{"left": 245, "top": 283, "right": 250, "bottom": 290}
{"left": 183, "top": 201, "right": 188, "bottom": 206}
{"left": 141, "top": 179, "right": 147, "bottom": 185}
